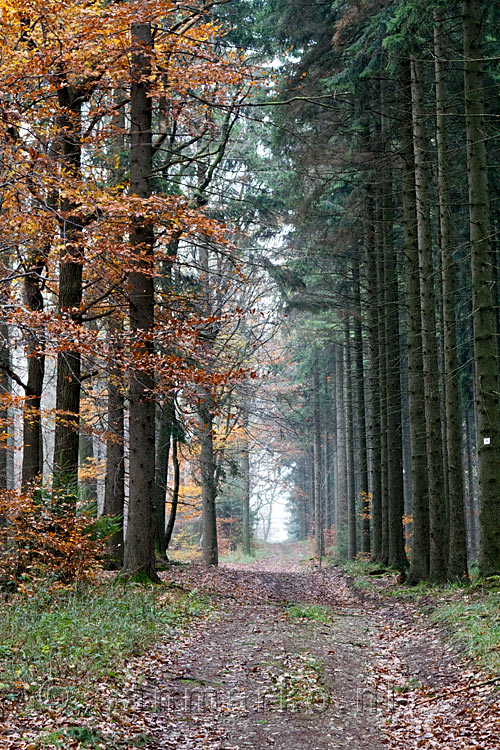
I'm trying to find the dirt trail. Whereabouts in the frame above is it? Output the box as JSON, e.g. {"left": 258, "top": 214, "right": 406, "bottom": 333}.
{"left": 112, "top": 542, "right": 498, "bottom": 749}
{"left": 131, "top": 544, "right": 391, "bottom": 749}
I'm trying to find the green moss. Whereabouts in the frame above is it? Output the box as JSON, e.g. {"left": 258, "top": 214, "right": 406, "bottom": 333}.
{"left": 285, "top": 603, "right": 331, "bottom": 623}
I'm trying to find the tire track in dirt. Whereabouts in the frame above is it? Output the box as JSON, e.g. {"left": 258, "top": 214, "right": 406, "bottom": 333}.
{"left": 140, "top": 544, "right": 386, "bottom": 749}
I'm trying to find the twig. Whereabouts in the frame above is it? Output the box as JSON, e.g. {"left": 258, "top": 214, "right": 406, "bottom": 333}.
{"left": 417, "top": 676, "right": 500, "bottom": 705}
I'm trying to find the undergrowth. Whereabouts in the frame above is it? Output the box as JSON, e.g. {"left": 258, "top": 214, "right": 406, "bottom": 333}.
{"left": 0, "top": 581, "right": 210, "bottom": 711}
{"left": 342, "top": 560, "right": 500, "bottom": 673}
{"left": 430, "top": 588, "right": 500, "bottom": 673}
{"left": 285, "top": 603, "right": 331, "bottom": 623}
{"left": 219, "top": 540, "right": 270, "bottom": 564}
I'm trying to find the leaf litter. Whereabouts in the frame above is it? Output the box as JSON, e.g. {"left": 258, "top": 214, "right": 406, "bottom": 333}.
{"left": 1, "top": 542, "right": 499, "bottom": 749}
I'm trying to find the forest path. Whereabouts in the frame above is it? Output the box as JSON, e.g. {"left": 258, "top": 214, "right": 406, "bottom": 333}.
{"left": 136, "top": 544, "right": 391, "bottom": 749}
{"left": 121, "top": 543, "right": 500, "bottom": 750}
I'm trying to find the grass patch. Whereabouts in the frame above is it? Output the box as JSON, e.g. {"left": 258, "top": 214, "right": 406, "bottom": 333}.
{"left": 36, "top": 727, "right": 152, "bottom": 748}
{"left": 340, "top": 560, "right": 383, "bottom": 576}
{"left": 285, "top": 603, "right": 332, "bottom": 623}
{"left": 430, "top": 588, "right": 500, "bottom": 673}
{"left": 0, "top": 581, "right": 210, "bottom": 709}
{"left": 341, "top": 561, "right": 469, "bottom": 600}
{"left": 219, "top": 540, "right": 270, "bottom": 564}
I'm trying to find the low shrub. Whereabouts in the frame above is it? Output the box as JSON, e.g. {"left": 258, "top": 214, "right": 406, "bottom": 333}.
{"left": 0, "top": 487, "right": 109, "bottom": 590}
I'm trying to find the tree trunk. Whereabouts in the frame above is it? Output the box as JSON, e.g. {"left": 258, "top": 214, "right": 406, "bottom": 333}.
{"left": 22, "top": 252, "right": 45, "bottom": 487}
{"left": 324, "top": 373, "right": 335, "bottom": 531}
{"left": 299, "top": 455, "right": 308, "bottom": 540}
{"left": 0, "top": 322, "right": 9, "bottom": 491}
{"left": 376, "top": 186, "right": 389, "bottom": 565}
{"left": 123, "top": 23, "right": 158, "bottom": 581}
{"left": 335, "top": 342, "right": 348, "bottom": 555}
{"left": 411, "top": 55, "right": 447, "bottom": 582}
{"left": 154, "top": 397, "right": 174, "bottom": 557}
{"left": 199, "top": 402, "right": 218, "bottom": 566}
{"left": 462, "top": 0, "right": 500, "bottom": 577}
{"left": 79, "top": 428, "right": 96, "bottom": 504}
{"left": 353, "top": 258, "right": 370, "bottom": 555}
{"left": 365, "top": 185, "right": 382, "bottom": 560}
{"left": 382, "top": 169, "right": 408, "bottom": 572}
{"left": 465, "top": 407, "right": 478, "bottom": 561}
{"left": 241, "top": 433, "right": 251, "bottom": 556}
{"left": 165, "top": 435, "right": 180, "bottom": 550}
{"left": 313, "top": 363, "right": 324, "bottom": 558}
{"left": 103, "top": 347, "right": 125, "bottom": 566}
{"left": 400, "top": 63, "right": 430, "bottom": 583}
{"left": 53, "top": 88, "right": 83, "bottom": 488}
{"left": 434, "top": 18, "right": 468, "bottom": 580}
{"left": 344, "top": 317, "right": 357, "bottom": 560}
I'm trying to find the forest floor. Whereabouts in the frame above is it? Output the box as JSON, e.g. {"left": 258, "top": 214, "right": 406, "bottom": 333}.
{"left": 2, "top": 542, "right": 500, "bottom": 749}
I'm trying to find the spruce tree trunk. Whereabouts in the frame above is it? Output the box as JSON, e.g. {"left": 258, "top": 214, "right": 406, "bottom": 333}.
{"left": 375, "top": 187, "right": 389, "bottom": 565}
{"left": 434, "top": 19, "right": 468, "bottom": 580}
{"left": 411, "top": 55, "right": 447, "bottom": 582}
{"left": 53, "top": 89, "right": 83, "bottom": 487}
{"left": 382, "top": 170, "right": 408, "bottom": 571}
{"left": 353, "top": 258, "right": 370, "bottom": 555}
{"left": 400, "top": 63, "right": 430, "bottom": 582}
{"left": 324, "top": 373, "right": 334, "bottom": 531}
{"left": 465, "top": 407, "right": 478, "bottom": 561}
{"left": 329, "top": 353, "right": 338, "bottom": 531}
{"left": 462, "top": 0, "right": 500, "bottom": 577}
{"left": 335, "top": 342, "right": 348, "bottom": 553}
{"left": 313, "top": 364, "right": 324, "bottom": 558}
{"left": 364, "top": 186, "right": 382, "bottom": 559}
{"left": 344, "top": 316, "right": 357, "bottom": 560}
{"left": 123, "top": 23, "right": 158, "bottom": 580}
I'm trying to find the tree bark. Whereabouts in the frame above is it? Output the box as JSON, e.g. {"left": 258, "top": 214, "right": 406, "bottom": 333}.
{"left": 364, "top": 185, "right": 382, "bottom": 560}
{"left": 462, "top": 0, "right": 500, "bottom": 577}
{"left": 382, "top": 168, "right": 408, "bottom": 571}
{"left": 165, "top": 435, "right": 180, "bottom": 550}
{"left": 53, "top": 87, "right": 83, "bottom": 488}
{"left": 123, "top": 23, "right": 158, "bottom": 580}
{"left": 400, "top": 62, "right": 430, "bottom": 582}
{"left": 411, "top": 54, "right": 447, "bottom": 582}
{"left": 241, "top": 418, "right": 251, "bottom": 556}
{"left": 103, "top": 327, "right": 125, "bottom": 566}
{"left": 199, "top": 401, "right": 218, "bottom": 566}
{"left": 324, "top": 372, "right": 335, "bottom": 531}
{"left": 79, "top": 427, "right": 96, "bottom": 504}
{"left": 353, "top": 258, "right": 370, "bottom": 555}
{"left": 344, "top": 316, "right": 357, "bottom": 560}
{"left": 0, "top": 322, "right": 9, "bottom": 491}
{"left": 434, "top": 18, "right": 468, "bottom": 580}
{"left": 154, "top": 397, "right": 174, "bottom": 557}
{"left": 22, "top": 252, "right": 45, "bottom": 487}
{"left": 465, "top": 407, "right": 478, "bottom": 561}
{"left": 335, "top": 342, "right": 348, "bottom": 554}
{"left": 313, "top": 363, "right": 324, "bottom": 558}
{"left": 375, "top": 186, "right": 389, "bottom": 565}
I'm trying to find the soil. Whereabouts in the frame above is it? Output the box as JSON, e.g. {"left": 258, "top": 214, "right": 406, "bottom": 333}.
{"left": 124, "top": 543, "right": 466, "bottom": 749}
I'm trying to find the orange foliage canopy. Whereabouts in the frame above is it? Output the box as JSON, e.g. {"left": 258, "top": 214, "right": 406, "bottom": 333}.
{"left": 0, "top": 0, "right": 252, "bottom": 412}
